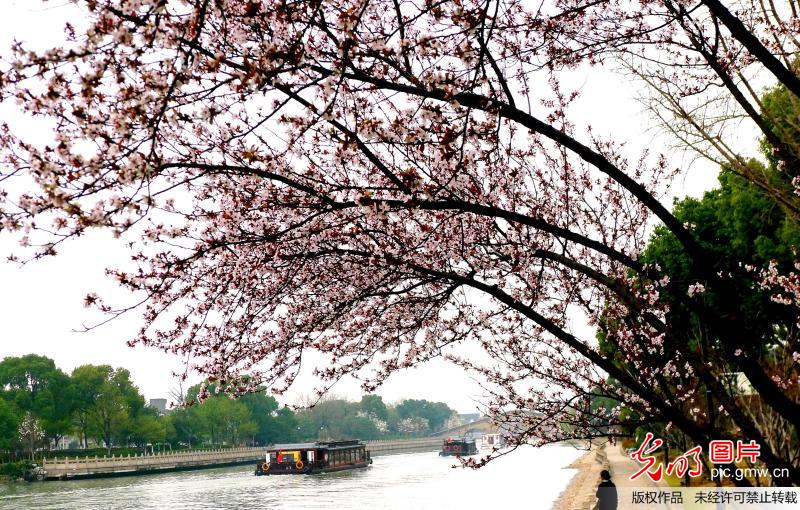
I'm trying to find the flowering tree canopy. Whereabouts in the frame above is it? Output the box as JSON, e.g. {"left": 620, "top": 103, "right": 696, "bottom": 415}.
{"left": 1, "top": 0, "right": 800, "bottom": 483}
{"left": 18, "top": 411, "right": 45, "bottom": 460}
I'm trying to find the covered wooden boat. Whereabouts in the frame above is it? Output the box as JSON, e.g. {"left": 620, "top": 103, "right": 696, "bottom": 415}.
{"left": 439, "top": 437, "right": 478, "bottom": 456}
{"left": 255, "top": 440, "right": 372, "bottom": 475}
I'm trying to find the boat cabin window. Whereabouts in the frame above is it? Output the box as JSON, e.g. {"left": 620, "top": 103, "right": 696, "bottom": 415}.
{"left": 277, "top": 451, "right": 299, "bottom": 463}
{"left": 322, "top": 446, "right": 365, "bottom": 466}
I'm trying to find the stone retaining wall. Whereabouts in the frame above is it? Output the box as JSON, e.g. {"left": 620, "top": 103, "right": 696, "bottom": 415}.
{"left": 552, "top": 444, "right": 611, "bottom": 510}
{"left": 42, "top": 447, "right": 262, "bottom": 479}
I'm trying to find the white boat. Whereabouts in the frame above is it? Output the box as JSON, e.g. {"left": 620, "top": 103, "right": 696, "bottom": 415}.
{"left": 480, "top": 433, "right": 505, "bottom": 449}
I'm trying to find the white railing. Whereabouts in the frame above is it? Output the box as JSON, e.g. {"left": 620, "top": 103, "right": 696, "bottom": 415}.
{"left": 43, "top": 447, "right": 264, "bottom": 473}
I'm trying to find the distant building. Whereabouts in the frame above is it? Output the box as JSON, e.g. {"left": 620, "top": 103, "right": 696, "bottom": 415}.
{"left": 149, "top": 398, "right": 168, "bottom": 414}
{"left": 50, "top": 436, "right": 73, "bottom": 450}
{"left": 458, "top": 413, "right": 481, "bottom": 423}
{"left": 441, "top": 413, "right": 484, "bottom": 431}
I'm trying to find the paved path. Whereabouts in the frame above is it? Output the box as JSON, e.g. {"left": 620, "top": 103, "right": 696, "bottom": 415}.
{"left": 606, "top": 445, "right": 675, "bottom": 509}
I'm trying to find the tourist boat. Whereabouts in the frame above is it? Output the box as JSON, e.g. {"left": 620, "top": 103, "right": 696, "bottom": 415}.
{"left": 255, "top": 440, "right": 372, "bottom": 475}
{"left": 438, "top": 437, "right": 478, "bottom": 456}
{"left": 480, "top": 433, "right": 506, "bottom": 450}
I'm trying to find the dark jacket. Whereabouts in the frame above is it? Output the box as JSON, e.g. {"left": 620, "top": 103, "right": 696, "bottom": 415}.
{"left": 596, "top": 479, "right": 618, "bottom": 510}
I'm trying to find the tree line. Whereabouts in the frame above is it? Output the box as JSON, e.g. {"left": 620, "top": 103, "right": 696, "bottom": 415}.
{"left": 0, "top": 354, "right": 456, "bottom": 460}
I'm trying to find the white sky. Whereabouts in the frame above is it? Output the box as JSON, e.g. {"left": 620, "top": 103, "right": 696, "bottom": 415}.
{"left": 0, "top": 1, "right": 754, "bottom": 413}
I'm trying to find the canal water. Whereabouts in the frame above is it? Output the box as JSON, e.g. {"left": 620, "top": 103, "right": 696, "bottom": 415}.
{"left": 0, "top": 444, "right": 583, "bottom": 509}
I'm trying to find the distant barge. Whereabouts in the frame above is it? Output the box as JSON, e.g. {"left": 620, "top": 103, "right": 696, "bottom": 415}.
{"left": 439, "top": 437, "right": 478, "bottom": 457}
{"left": 255, "top": 440, "right": 372, "bottom": 475}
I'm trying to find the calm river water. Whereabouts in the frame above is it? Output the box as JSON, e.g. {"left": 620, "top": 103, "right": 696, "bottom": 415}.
{"left": 0, "top": 444, "right": 583, "bottom": 509}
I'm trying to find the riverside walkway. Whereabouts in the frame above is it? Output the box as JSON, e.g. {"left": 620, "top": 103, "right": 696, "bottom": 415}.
{"left": 604, "top": 445, "right": 673, "bottom": 510}
{"left": 554, "top": 444, "right": 673, "bottom": 510}
{"left": 39, "top": 438, "right": 442, "bottom": 481}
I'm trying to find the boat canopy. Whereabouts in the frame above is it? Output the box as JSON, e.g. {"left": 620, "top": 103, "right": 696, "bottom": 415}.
{"left": 267, "top": 440, "right": 364, "bottom": 452}
{"left": 267, "top": 443, "right": 318, "bottom": 451}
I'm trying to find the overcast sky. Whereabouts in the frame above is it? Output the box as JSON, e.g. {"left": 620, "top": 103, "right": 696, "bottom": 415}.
{"left": 0, "top": 1, "right": 745, "bottom": 413}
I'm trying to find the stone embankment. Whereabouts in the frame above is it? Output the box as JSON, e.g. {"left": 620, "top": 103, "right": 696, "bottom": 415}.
{"left": 552, "top": 443, "right": 675, "bottom": 510}
{"left": 39, "top": 438, "right": 443, "bottom": 481}
{"left": 551, "top": 444, "right": 610, "bottom": 510}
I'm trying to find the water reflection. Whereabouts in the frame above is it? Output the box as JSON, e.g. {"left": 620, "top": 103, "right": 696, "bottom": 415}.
{"left": 0, "top": 445, "right": 583, "bottom": 509}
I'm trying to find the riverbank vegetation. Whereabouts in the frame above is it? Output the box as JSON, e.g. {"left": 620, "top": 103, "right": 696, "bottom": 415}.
{"left": 0, "top": 354, "right": 456, "bottom": 464}
{"left": 591, "top": 80, "right": 800, "bottom": 486}
{"left": 0, "top": 460, "right": 32, "bottom": 480}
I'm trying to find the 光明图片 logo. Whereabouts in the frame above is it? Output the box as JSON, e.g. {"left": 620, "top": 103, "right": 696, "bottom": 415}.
{"left": 628, "top": 433, "right": 787, "bottom": 483}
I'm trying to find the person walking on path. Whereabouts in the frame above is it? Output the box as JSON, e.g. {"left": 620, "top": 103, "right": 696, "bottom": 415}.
{"left": 596, "top": 469, "right": 618, "bottom": 510}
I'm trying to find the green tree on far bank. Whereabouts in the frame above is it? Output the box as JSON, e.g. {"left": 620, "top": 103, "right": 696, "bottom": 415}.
{"left": 239, "top": 391, "right": 301, "bottom": 444}
{"left": 359, "top": 394, "right": 389, "bottom": 423}
{"left": 0, "top": 400, "right": 19, "bottom": 450}
{"left": 125, "top": 407, "right": 166, "bottom": 448}
{"left": 199, "top": 396, "right": 258, "bottom": 445}
{"left": 267, "top": 407, "right": 300, "bottom": 443}
{"left": 70, "top": 364, "right": 107, "bottom": 449}
{"left": 164, "top": 407, "right": 198, "bottom": 447}
{"left": 81, "top": 366, "right": 144, "bottom": 453}
{"left": 395, "top": 399, "right": 454, "bottom": 433}
{"left": 0, "top": 354, "right": 74, "bottom": 447}
{"left": 0, "top": 354, "right": 463, "bottom": 455}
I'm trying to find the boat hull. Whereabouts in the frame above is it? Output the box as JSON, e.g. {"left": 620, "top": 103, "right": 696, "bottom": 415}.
{"left": 439, "top": 438, "right": 478, "bottom": 456}
{"left": 255, "top": 461, "right": 371, "bottom": 476}
{"left": 438, "top": 450, "right": 477, "bottom": 456}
